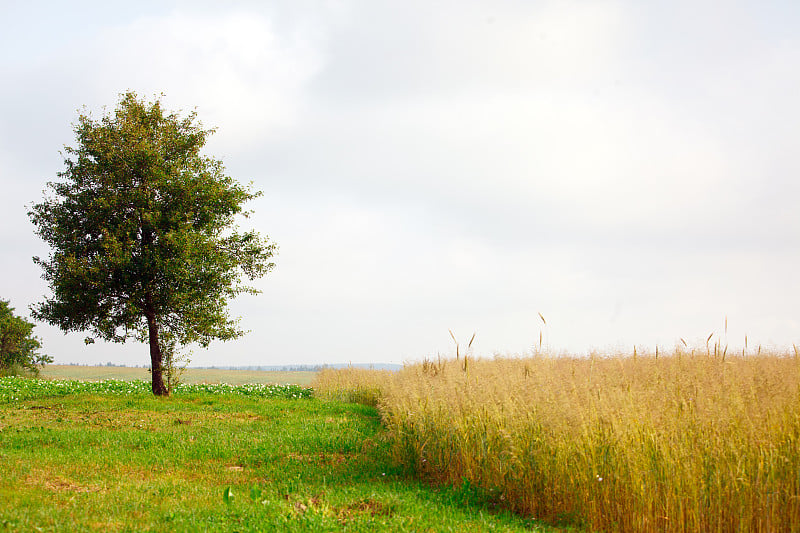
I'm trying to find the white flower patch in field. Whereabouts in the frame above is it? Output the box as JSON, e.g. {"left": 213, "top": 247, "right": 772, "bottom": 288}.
{"left": 0, "top": 376, "right": 313, "bottom": 402}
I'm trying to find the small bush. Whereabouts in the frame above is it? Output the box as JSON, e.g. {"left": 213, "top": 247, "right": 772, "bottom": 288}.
{"left": 0, "top": 363, "right": 36, "bottom": 378}
{"left": 0, "top": 299, "right": 51, "bottom": 376}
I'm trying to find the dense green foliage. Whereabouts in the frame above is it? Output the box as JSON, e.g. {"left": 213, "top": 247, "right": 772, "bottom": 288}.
{"left": 0, "top": 299, "right": 51, "bottom": 375}
{"left": 28, "top": 92, "right": 276, "bottom": 395}
{"left": 0, "top": 382, "right": 550, "bottom": 532}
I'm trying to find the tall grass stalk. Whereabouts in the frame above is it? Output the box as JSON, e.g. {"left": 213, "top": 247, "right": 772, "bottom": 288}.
{"left": 315, "top": 350, "right": 800, "bottom": 531}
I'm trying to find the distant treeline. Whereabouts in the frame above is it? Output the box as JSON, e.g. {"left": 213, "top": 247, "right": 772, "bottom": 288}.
{"left": 59, "top": 362, "right": 403, "bottom": 371}
{"left": 197, "top": 365, "right": 324, "bottom": 371}
{"left": 193, "top": 363, "right": 403, "bottom": 372}
{"left": 64, "top": 362, "right": 143, "bottom": 368}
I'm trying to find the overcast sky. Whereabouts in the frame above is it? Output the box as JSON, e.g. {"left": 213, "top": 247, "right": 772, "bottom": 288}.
{"left": 1, "top": 1, "right": 798, "bottom": 367}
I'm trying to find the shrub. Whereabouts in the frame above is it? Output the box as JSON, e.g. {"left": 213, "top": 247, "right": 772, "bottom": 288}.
{"left": 0, "top": 299, "right": 51, "bottom": 375}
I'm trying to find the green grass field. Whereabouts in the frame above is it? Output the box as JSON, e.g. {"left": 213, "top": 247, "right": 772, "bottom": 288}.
{"left": 41, "top": 365, "right": 317, "bottom": 386}
{"left": 0, "top": 377, "right": 557, "bottom": 532}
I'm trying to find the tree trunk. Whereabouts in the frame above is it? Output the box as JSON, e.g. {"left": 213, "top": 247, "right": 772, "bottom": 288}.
{"left": 140, "top": 220, "right": 168, "bottom": 396}
{"left": 145, "top": 307, "right": 169, "bottom": 397}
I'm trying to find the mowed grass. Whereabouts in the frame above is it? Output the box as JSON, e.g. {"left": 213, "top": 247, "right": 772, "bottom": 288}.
{"left": 0, "top": 378, "right": 553, "bottom": 532}
{"left": 40, "top": 365, "right": 317, "bottom": 386}
{"left": 315, "top": 351, "right": 800, "bottom": 532}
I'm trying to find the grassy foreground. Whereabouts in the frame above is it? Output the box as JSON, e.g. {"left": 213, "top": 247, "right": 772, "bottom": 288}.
{"left": 0, "top": 378, "right": 550, "bottom": 532}
{"left": 315, "top": 351, "right": 800, "bottom": 532}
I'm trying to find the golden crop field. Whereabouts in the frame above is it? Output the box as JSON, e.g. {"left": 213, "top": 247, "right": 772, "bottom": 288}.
{"left": 314, "top": 350, "right": 800, "bottom": 532}
{"left": 41, "top": 365, "right": 317, "bottom": 386}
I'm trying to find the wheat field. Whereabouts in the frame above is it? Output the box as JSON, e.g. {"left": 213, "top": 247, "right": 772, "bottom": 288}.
{"left": 314, "top": 350, "right": 800, "bottom": 531}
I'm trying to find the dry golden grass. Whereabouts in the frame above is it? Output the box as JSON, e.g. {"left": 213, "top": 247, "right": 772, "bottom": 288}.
{"left": 314, "top": 350, "right": 800, "bottom": 531}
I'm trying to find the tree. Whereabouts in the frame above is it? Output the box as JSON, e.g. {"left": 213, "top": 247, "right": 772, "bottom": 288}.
{"left": 29, "top": 92, "right": 277, "bottom": 396}
{"left": 0, "top": 299, "right": 52, "bottom": 375}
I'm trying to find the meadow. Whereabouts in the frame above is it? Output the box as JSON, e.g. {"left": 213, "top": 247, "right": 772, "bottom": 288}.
{"left": 40, "top": 365, "right": 317, "bottom": 386}
{"left": 0, "top": 376, "right": 552, "bottom": 532}
{"left": 9, "top": 351, "right": 799, "bottom": 531}
{"left": 315, "top": 349, "right": 800, "bottom": 532}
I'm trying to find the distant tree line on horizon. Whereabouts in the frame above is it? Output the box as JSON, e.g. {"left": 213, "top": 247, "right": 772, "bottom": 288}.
{"left": 58, "top": 362, "right": 403, "bottom": 372}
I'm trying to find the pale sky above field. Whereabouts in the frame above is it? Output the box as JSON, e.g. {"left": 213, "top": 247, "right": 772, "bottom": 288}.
{"left": 1, "top": 1, "right": 799, "bottom": 367}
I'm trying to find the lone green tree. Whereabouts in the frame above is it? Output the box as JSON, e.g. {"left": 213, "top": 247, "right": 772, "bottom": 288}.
{"left": 29, "top": 92, "right": 277, "bottom": 396}
{"left": 0, "top": 299, "right": 52, "bottom": 375}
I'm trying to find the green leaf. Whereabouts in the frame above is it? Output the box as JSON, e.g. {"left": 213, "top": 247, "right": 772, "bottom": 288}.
{"left": 28, "top": 91, "right": 277, "bottom": 395}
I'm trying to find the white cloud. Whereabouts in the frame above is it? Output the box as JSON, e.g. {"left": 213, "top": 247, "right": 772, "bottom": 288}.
{"left": 2, "top": 1, "right": 799, "bottom": 366}
{"left": 72, "top": 9, "right": 325, "bottom": 152}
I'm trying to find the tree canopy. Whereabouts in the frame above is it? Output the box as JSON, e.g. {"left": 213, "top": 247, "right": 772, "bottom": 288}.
{"left": 0, "top": 299, "right": 51, "bottom": 375}
{"left": 29, "top": 92, "right": 277, "bottom": 395}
